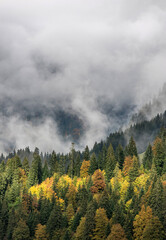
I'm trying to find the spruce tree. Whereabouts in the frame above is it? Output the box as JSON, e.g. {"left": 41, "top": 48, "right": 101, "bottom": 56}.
{"left": 116, "top": 144, "right": 125, "bottom": 170}
{"left": 22, "top": 157, "right": 30, "bottom": 175}
{"left": 47, "top": 202, "right": 63, "bottom": 238}
{"left": 127, "top": 136, "right": 138, "bottom": 157}
{"left": 129, "top": 156, "right": 139, "bottom": 182}
{"left": 42, "top": 161, "right": 50, "bottom": 181}
{"left": 49, "top": 151, "right": 58, "bottom": 175}
{"left": 83, "top": 145, "right": 90, "bottom": 161}
{"left": 28, "top": 152, "right": 42, "bottom": 187}
{"left": 105, "top": 144, "right": 116, "bottom": 180}
{"left": 89, "top": 153, "right": 98, "bottom": 175}
{"left": 68, "top": 143, "right": 75, "bottom": 178}
{"left": 143, "top": 144, "right": 153, "bottom": 170}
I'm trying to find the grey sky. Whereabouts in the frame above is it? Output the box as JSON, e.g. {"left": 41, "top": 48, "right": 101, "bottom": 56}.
{"left": 0, "top": 0, "right": 166, "bottom": 153}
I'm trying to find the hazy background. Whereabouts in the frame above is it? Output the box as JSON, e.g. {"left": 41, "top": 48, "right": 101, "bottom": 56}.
{"left": 0, "top": 0, "right": 166, "bottom": 153}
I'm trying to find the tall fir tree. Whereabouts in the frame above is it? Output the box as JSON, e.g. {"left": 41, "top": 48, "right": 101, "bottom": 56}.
{"left": 28, "top": 152, "right": 42, "bottom": 187}
{"left": 116, "top": 144, "right": 125, "bottom": 170}
{"left": 105, "top": 144, "right": 116, "bottom": 180}
{"left": 127, "top": 136, "right": 138, "bottom": 157}
{"left": 89, "top": 153, "right": 98, "bottom": 175}
{"left": 143, "top": 144, "right": 153, "bottom": 170}
{"left": 83, "top": 145, "right": 90, "bottom": 161}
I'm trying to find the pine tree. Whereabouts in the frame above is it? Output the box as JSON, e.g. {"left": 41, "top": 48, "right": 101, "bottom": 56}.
{"left": 105, "top": 144, "right": 116, "bottom": 180}
{"left": 133, "top": 205, "right": 153, "bottom": 240}
{"left": 93, "top": 208, "right": 108, "bottom": 240}
{"left": 152, "top": 137, "right": 165, "bottom": 175}
{"left": 12, "top": 218, "right": 30, "bottom": 240}
{"left": 129, "top": 156, "right": 139, "bottom": 181}
{"left": 42, "top": 161, "right": 50, "bottom": 181}
{"left": 49, "top": 151, "right": 58, "bottom": 175}
{"left": 84, "top": 145, "right": 90, "bottom": 161}
{"left": 22, "top": 157, "right": 30, "bottom": 175}
{"left": 142, "top": 216, "right": 165, "bottom": 240}
{"left": 28, "top": 152, "right": 42, "bottom": 187}
{"left": 83, "top": 200, "right": 97, "bottom": 240}
{"left": 148, "top": 177, "right": 163, "bottom": 220}
{"left": 68, "top": 143, "right": 75, "bottom": 178}
{"left": 75, "top": 217, "right": 86, "bottom": 240}
{"left": 34, "top": 224, "right": 48, "bottom": 240}
{"left": 0, "top": 199, "right": 8, "bottom": 239}
{"left": 143, "top": 144, "right": 153, "bottom": 170}
{"left": 107, "top": 224, "right": 127, "bottom": 240}
{"left": 127, "top": 136, "right": 138, "bottom": 157}
{"left": 116, "top": 144, "right": 125, "bottom": 170}
{"left": 47, "top": 202, "right": 63, "bottom": 238}
{"left": 75, "top": 153, "right": 81, "bottom": 177}
{"left": 89, "top": 153, "right": 98, "bottom": 175}
{"left": 125, "top": 183, "right": 134, "bottom": 203}
{"left": 58, "top": 155, "right": 66, "bottom": 176}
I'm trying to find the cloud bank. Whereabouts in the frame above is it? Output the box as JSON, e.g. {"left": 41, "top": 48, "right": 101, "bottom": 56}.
{"left": 0, "top": 0, "right": 166, "bottom": 153}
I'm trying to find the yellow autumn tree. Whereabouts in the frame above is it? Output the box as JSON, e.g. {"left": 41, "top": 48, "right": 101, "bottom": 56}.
{"left": 34, "top": 224, "right": 48, "bottom": 240}
{"left": 75, "top": 217, "right": 86, "bottom": 240}
{"left": 133, "top": 205, "right": 153, "bottom": 240}
{"left": 80, "top": 160, "right": 90, "bottom": 178}
{"left": 107, "top": 224, "right": 127, "bottom": 240}
{"left": 93, "top": 208, "right": 108, "bottom": 240}
{"left": 66, "top": 183, "right": 77, "bottom": 209}
{"left": 66, "top": 203, "right": 75, "bottom": 221}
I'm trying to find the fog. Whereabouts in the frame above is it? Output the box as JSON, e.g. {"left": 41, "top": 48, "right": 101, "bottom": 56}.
{"left": 0, "top": 0, "right": 166, "bottom": 153}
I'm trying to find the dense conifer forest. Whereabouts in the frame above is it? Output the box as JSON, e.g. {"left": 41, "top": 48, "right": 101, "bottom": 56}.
{"left": 1, "top": 117, "right": 166, "bottom": 239}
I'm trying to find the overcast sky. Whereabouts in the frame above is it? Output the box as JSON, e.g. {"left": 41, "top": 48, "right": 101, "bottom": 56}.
{"left": 0, "top": 0, "right": 166, "bottom": 153}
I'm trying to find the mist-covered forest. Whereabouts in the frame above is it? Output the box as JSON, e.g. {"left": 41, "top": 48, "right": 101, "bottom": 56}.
{"left": 1, "top": 112, "right": 166, "bottom": 239}
{"left": 1, "top": 0, "right": 166, "bottom": 239}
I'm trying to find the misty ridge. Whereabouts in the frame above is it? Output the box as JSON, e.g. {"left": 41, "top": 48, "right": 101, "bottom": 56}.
{"left": 0, "top": 0, "right": 166, "bottom": 154}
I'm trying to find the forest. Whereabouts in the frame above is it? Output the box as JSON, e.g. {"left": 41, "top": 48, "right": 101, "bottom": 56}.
{"left": 0, "top": 126, "right": 166, "bottom": 239}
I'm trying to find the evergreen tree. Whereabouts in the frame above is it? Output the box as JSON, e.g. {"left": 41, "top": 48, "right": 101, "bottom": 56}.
{"left": 0, "top": 199, "right": 8, "bottom": 239}
{"left": 75, "top": 153, "right": 81, "bottom": 177}
{"left": 89, "top": 153, "right": 98, "bottom": 175}
{"left": 148, "top": 177, "right": 163, "bottom": 220}
{"left": 28, "top": 152, "right": 42, "bottom": 187}
{"left": 116, "top": 144, "right": 125, "bottom": 170}
{"left": 107, "top": 224, "right": 127, "bottom": 240}
{"left": 129, "top": 156, "right": 139, "bottom": 182}
{"left": 68, "top": 143, "right": 75, "bottom": 178}
{"left": 49, "top": 151, "right": 58, "bottom": 175}
{"left": 105, "top": 144, "right": 116, "bottom": 180}
{"left": 42, "top": 161, "right": 50, "bottom": 181}
{"left": 127, "top": 136, "right": 138, "bottom": 157}
{"left": 125, "top": 183, "right": 134, "bottom": 203}
{"left": 83, "top": 200, "right": 97, "bottom": 240}
{"left": 83, "top": 145, "right": 90, "bottom": 161}
{"left": 143, "top": 144, "right": 153, "bottom": 170}
{"left": 58, "top": 155, "right": 66, "bottom": 176}
{"left": 22, "top": 157, "right": 30, "bottom": 175}
{"left": 47, "top": 202, "right": 63, "bottom": 238}
{"left": 93, "top": 208, "right": 108, "bottom": 240}
{"left": 142, "top": 216, "right": 165, "bottom": 240}
{"left": 12, "top": 218, "right": 30, "bottom": 240}
{"left": 153, "top": 137, "right": 165, "bottom": 175}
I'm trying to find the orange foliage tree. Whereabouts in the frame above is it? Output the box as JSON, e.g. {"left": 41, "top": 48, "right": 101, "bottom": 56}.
{"left": 107, "top": 224, "right": 127, "bottom": 240}
{"left": 34, "top": 224, "right": 48, "bottom": 240}
{"left": 91, "top": 169, "right": 106, "bottom": 194}
{"left": 133, "top": 205, "right": 153, "bottom": 240}
{"left": 123, "top": 156, "right": 133, "bottom": 176}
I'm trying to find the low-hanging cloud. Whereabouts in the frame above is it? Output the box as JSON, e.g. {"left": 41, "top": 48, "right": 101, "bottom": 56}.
{"left": 0, "top": 0, "right": 166, "bottom": 154}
